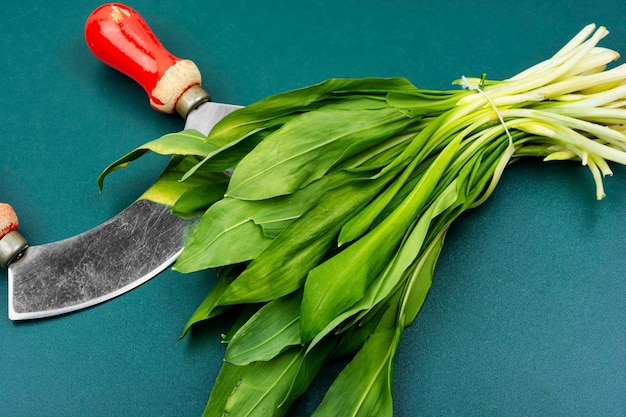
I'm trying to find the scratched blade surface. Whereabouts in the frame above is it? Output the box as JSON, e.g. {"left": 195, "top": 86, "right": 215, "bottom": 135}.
{"left": 8, "top": 200, "right": 189, "bottom": 320}
{"left": 8, "top": 101, "right": 241, "bottom": 320}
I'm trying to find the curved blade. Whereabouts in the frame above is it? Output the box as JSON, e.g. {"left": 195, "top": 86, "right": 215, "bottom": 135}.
{"left": 8, "top": 200, "right": 190, "bottom": 320}
{"left": 7, "top": 101, "right": 241, "bottom": 320}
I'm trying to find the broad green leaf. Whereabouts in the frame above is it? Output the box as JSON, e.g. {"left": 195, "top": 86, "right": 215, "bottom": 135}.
{"left": 279, "top": 337, "right": 337, "bottom": 408}
{"left": 176, "top": 170, "right": 361, "bottom": 273}
{"left": 300, "top": 136, "right": 461, "bottom": 343}
{"left": 386, "top": 89, "right": 470, "bottom": 118}
{"left": 249, "top": 169, "right": 361, "bottom": 238}
{"left": 225, "top": 291, "right": 303, "bottom": 366}
{"left": 328, "top": 303, "right": 388, "bottom": 361}
{"left": 384, "top": 179, "right": 458, "bottom": 279}
{"left": 207, "top": 77, "right": 417, "bottom": 147}
{"left": 221, "top": 304, "right": 264, "bottom": 344}
{"left": 139, "top": 155, "right": 229, "bottom": 208}
{"left": 217, "top": 176, "right": 386, "bottom": 305}
{"left": 401, "top": 229, "right": 448, "bottom": 327}
{"left": 226, "top": 99, "right": 410, "bottom": 200}
{"left": 174, "top": 197, "right": 273, "bottom": 272}
{"left": 201, "top": 361, "right": 248, "bottom": 417}
{"left": 204, "top": 339, "right": 339, "bottom": 417}
{"left": 179, "top": 265, "right": 242, "bottom": 338}
{"left": 188, "top": 78, "right": 419, "bottom": 184}
{"left": 185, "top": 78, "right": 418, "bottom": 181}
{"left": 182, "top": 125, "right": 284, "bottom": 181}
{"left": 170, "top": 182, "right": 228, "bottom": 216}
{"left": 376, "top": 109, "right": 447, "bottom": 178}
{"left": 98, "top": 130, "right": 218, "bottom": 189}
{"left": 138, "top": 129, "right": 214, "bottom": 154}
{"left": 255, "top": 219, "right": 291, "bottom": 239}
{"left": 307, "top": 178, "right": 461, "bottom": 350}
{"left": 202, "top": 347, "right": 306, "bottom": 417}
{"left": 336, "top": 129, "right": 421, "bottom": 172}
{"left": 338, "top": 155, "right": 416, "bottom": 245}
{"left": 192, "top": 128, "right": 270, "bottom": 173}
{"left": 311, "top": 325, "right": 402, "bottom": 417}
{"left": 304, "top": 261, "right": 403, "bottom": 355}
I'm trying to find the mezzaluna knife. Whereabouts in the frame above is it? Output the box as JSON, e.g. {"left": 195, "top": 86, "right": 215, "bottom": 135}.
{"left": 0, "top": 3, "right": 240, "bottom": 320}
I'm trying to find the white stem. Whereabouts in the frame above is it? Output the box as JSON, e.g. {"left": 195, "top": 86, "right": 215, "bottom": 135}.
{"left": 509, "top": 24, "right": 598, "bottom": 80}
{"left": 516, "top": 120, "right": 626, "bottom": 165}
{"left": 460, "top": 26, "right": 611, "bottom": 106}
{"left": 501, "top": 108, "right": 626, "bottom": 149}
{"left": 558, "top": 47, "right": 619, "bottom": 78}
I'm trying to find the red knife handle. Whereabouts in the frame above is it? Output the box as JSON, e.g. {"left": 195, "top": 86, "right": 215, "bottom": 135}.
{"left": 0, "top": 203, "right": 28, "bottom": 268}
{"left": 84, "top": 3, "right": 210, "bottom": 118}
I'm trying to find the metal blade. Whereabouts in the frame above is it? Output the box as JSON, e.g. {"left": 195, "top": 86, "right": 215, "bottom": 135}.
{"left": 8, "top": 200, "right": 188, "bottom": 320}
{"left": 8, "top": 101, "right": 241, "bottom": 320}
{"left": 185, "top": 101, "right": 242, "bottom": 135}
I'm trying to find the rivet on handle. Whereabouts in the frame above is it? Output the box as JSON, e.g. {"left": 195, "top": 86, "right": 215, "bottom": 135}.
{"left": 0, "top": 203, "right": 29, "bottom": 268}
{"left": 84, "top": 3, "right": 210, "bottom": 118}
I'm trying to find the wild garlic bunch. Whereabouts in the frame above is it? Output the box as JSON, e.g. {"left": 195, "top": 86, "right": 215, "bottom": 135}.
{"left": 102, "top": 24, "right": 626, "bottom": 417}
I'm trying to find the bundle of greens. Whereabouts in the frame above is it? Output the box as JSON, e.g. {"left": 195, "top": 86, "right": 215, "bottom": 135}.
{"left": 101, "top": 24, "right": 626, "bottom": 416}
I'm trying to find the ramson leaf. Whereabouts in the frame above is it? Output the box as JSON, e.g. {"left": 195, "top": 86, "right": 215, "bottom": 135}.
{"left": 226, "top": 99, "right": 409, "bottom": 200}
{"left": 202, "top": 348, "right": 306, "bottom": 417}
{"left": 225, "top": 291, "right": 303, "bottom": 366}
{"left": 217, "top": 175, "right": 386, "bottom": 305}
{"left": 98, "top": 130, "right": 218, "bottom": 189}
{"left": 300, "top": 137, "right": 461, "bottom": 343}
{"left": 311, "top": 326, "right": 402, "bottom": 417}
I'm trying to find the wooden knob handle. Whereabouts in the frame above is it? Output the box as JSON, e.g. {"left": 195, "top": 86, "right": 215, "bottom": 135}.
{"left": 0, "top": 203, "right": 19, "bottom": 240}
{"left": 0, "top": 203, "right": 28, "bottom": 268}
{"left": 84, "top": 3, "right": 209, "bottom": 117}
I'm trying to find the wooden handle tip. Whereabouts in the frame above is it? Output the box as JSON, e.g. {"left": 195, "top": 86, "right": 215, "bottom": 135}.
{"left": 0, "top": 203, "right": 19, "bottom": 239}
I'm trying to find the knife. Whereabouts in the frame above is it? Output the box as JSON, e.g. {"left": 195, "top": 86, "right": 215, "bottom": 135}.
{"left": 1, "top": 3, "right": 240, "bottom": 320}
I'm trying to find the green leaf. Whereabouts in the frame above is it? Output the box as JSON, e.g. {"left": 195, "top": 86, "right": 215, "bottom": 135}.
{"left": 385, "top": 179, "right": 458, "bottom": 279}
{"left": 400, "top": 229, "right": 447, "bottom": 327}
{"left": 203, "top": 337, "right": 339, "bottom": 417}
{"left": 175, "top": 170, "right": 360, "bottom": 273}
{"left": 225, "top": 291, "right": 303, "bottom": 366}
{"left": 135, "top": 155, "right": 228, "bottom": 208}
{"left": 208, "top": 77, "right": 417, "bottom": 141}
{"left": 328, "top": 304, "right": 388, "bottom": 361}
{"left": 279, "top": 337, "right": 337, "bottom": 407}
{"left": 311, "top": 325, "right": 402, "bottom": 417}
{"left": 98, "top": 130, "right": 219, "bottom": 189}
{"left": 217, "top": 175, "right": 386, "bottom": 305}
{"left": 307, "top": 178, "right": 461, "bottom": 351}
{"left": 386, "top": 89, "right": 469, "bottom": 118}
{"left": 338, "top": 158, "right": 415, "bottom": 245}
{"left": 201, "top": 361, "right": 248, "bottom": 417}
{"left": 335, "top": 128, "right": 420, "bottom": 172}
{"left": 179, "top": 265, "right": 242, "bottom": 338}
{"left": 170, "top": 182, "right": 228, "bottom": 216}
{"left": 300, "top": 136, "right": 461, "bottom": 343}
{"left": 174, "top": 197, "right": 274, "bottom": 272}
{"left": 192, "top": 78, "right": 418, "bottom": 183}
{"left": 248, "top": 169, "right": 359, "bottom": 238}
{"left": 226, "top": 99, "right": 410, "bottom": 200}
{"left": 221, "top": 304, "right": 264, "bottom": 344}
{"left": 202, "top": 347, "right": 306, "bottom": 417}
{"left": 184, "top": 78, "right": 417, "bottom": 182}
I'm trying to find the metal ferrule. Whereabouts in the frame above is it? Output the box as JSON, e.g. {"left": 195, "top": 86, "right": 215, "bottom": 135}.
{"left": 0, "top": 230, "right": 29, "bottom": 268}
{"left": 175, "top": 84, "right": 211, "bottom": 119}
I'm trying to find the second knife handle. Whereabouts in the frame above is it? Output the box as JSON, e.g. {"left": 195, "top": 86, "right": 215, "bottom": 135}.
{"left": 0, "top": 203, "right": 28, "bottom": 268}
{"left": 84, "top": 3, "right": 209, "bottom": 118}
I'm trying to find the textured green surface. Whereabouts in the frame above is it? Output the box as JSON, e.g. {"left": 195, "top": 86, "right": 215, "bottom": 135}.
{"left": 1, "top": 1, "right": 625, "bottom": 416}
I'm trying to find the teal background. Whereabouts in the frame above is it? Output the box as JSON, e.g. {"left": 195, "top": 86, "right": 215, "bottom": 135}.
{"left": 1, "top": 1, "right": 625, "bottom": 416}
